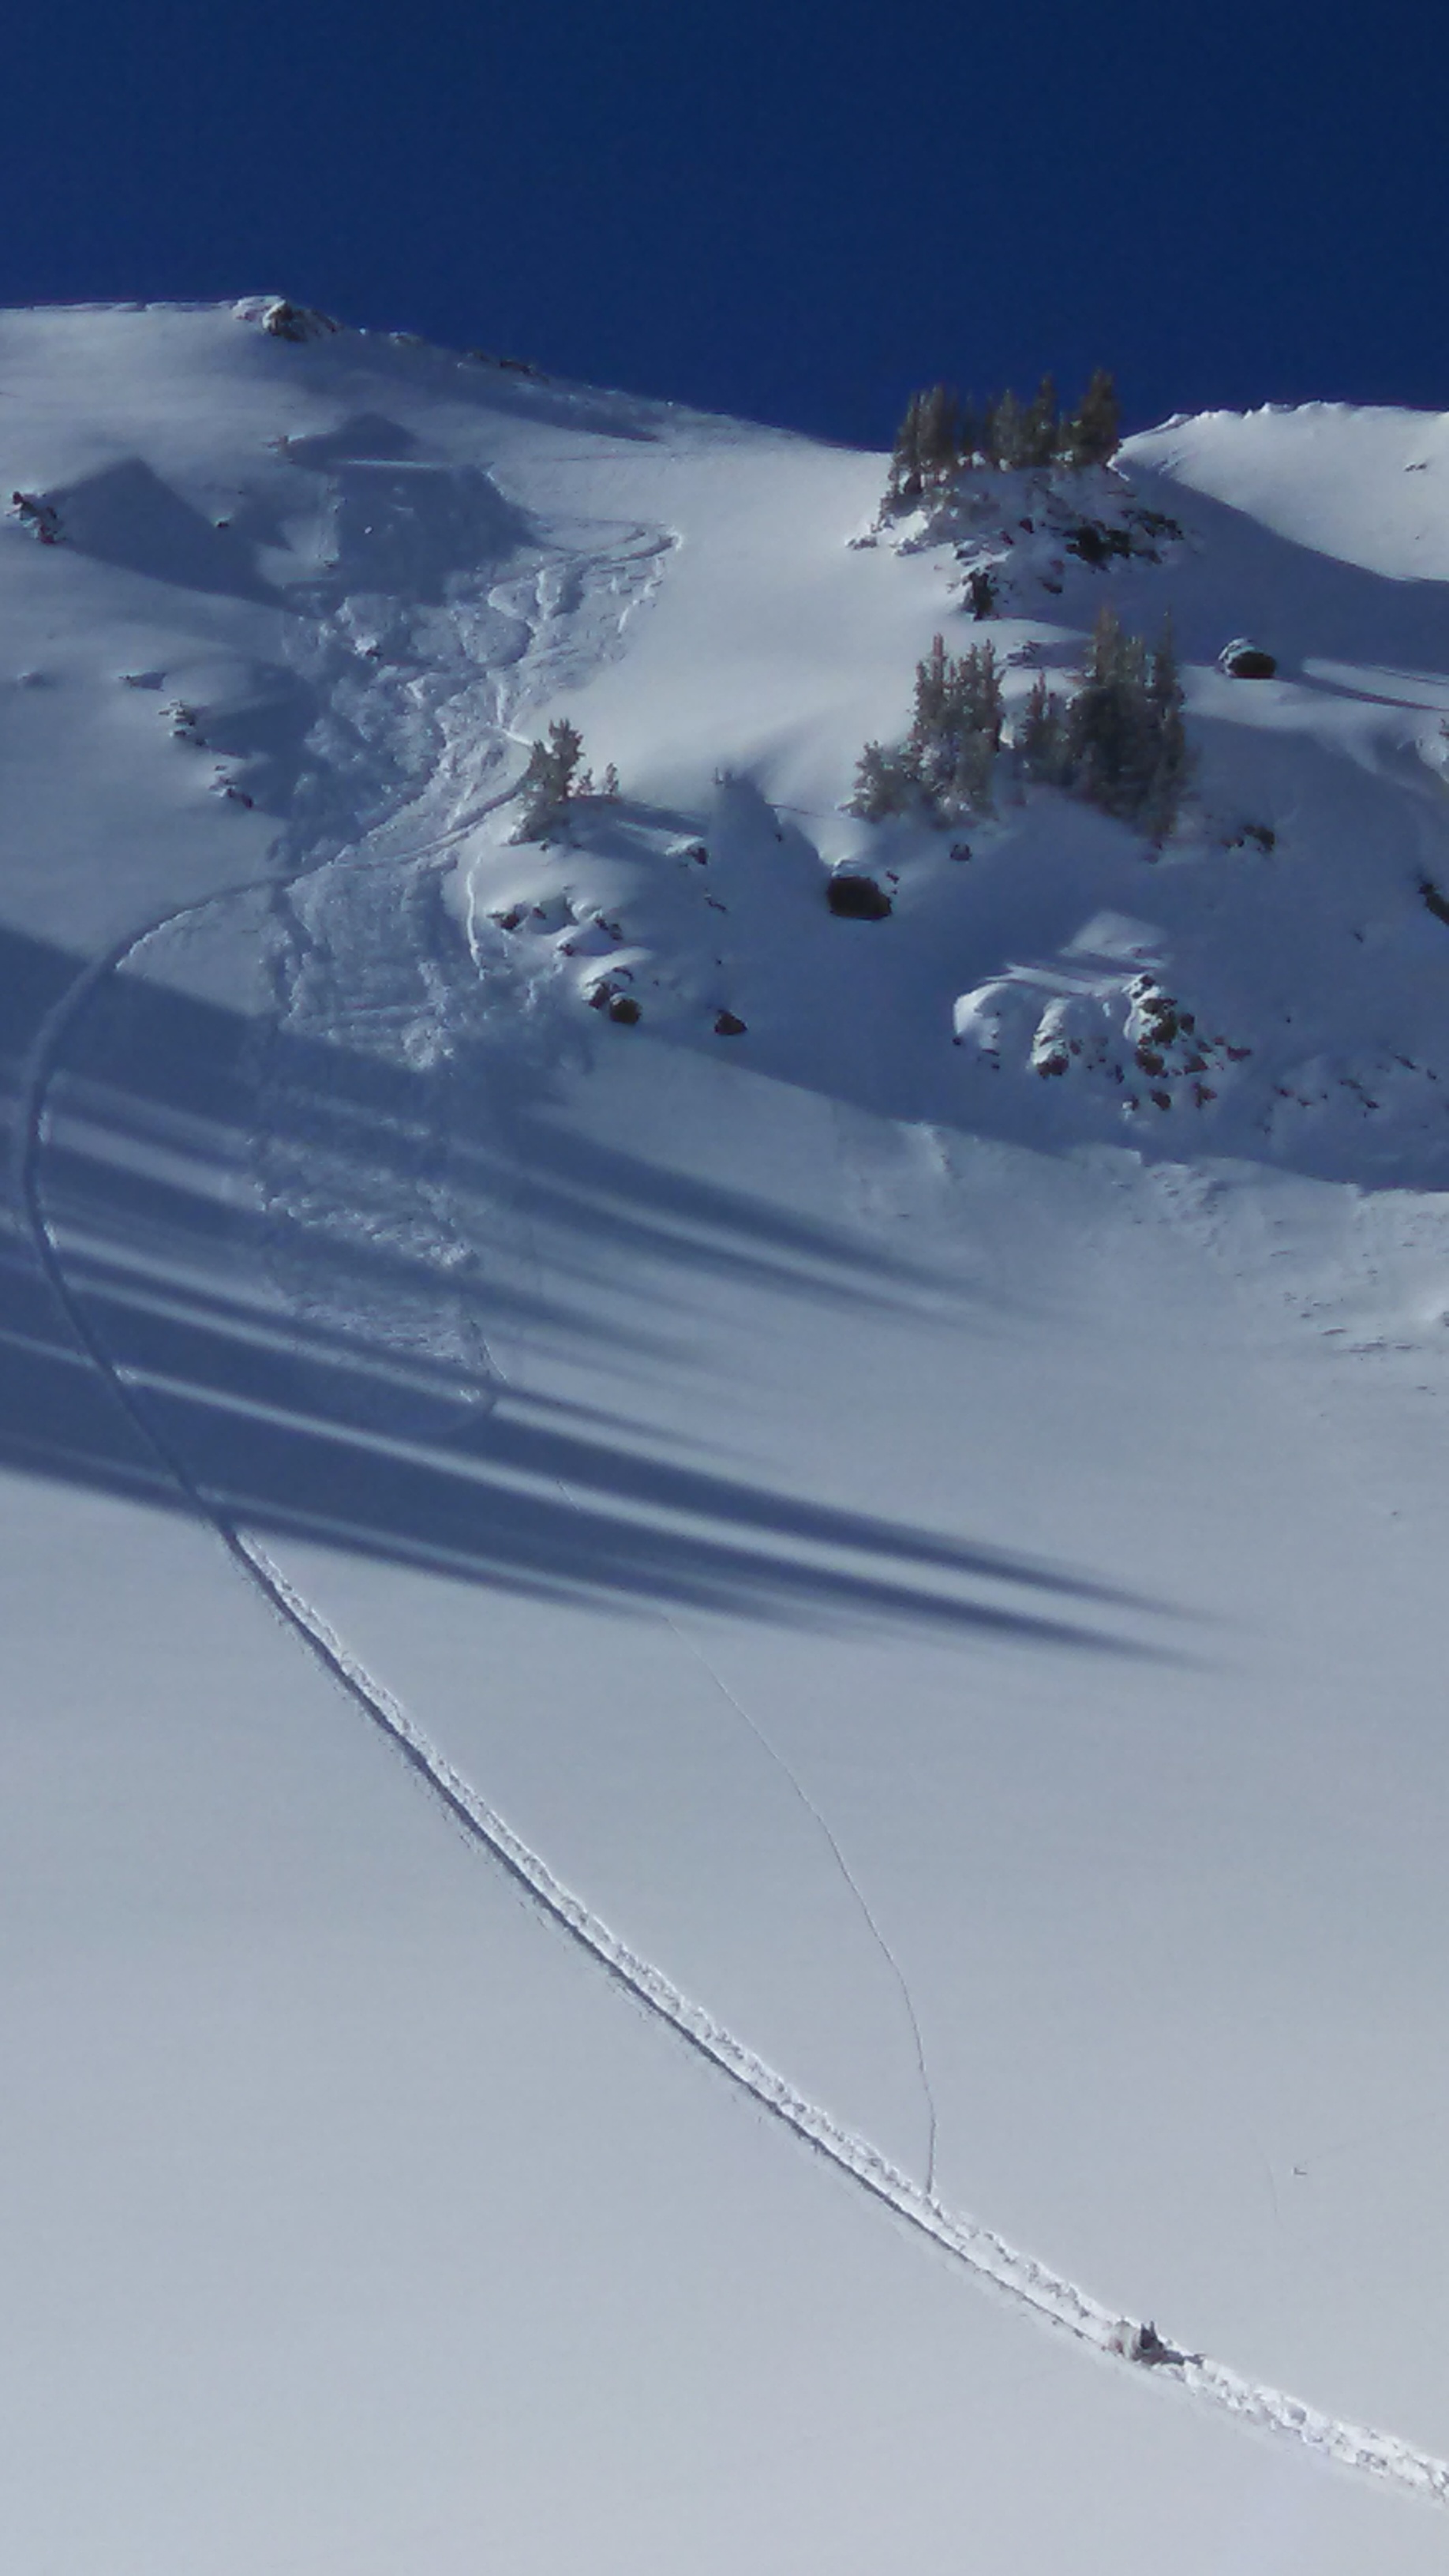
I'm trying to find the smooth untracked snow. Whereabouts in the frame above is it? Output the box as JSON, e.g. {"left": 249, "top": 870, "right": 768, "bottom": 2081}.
{"left": 3, "top": 301, "right": 1449, "bottom": 2572}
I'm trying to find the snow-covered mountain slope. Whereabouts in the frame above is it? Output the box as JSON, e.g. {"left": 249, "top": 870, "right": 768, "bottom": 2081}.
{"left": 4, "top": 300, "right": 1449, "bottom": 2574}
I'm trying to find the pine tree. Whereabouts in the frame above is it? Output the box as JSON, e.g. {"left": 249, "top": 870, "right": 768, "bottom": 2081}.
{"left": 1141, "top": 615, "right": 1189, "bottom": 840}
{"left": 848, "top": 632, "right": 1005, "bottom": 822}
{"left": 1062, "top": 607, "right": 1189, "bottom": 830}
{"left": 978, "top": 396, "right": 1002, "bottom": 469}
{"left": 848, "top": 739, "right": 922, "bottom": 818}
{"left": 908, "top": 635, "right": 1002, "bottom": 816}
{"left": 1066, "top": 605, "right": 1154, "bottom": 817}
{"left": 886, "top": 382, "right": 972, "bottom": 508}
{"left": 515, "top": 717, "right": 585, "bottom": 838}
{"left": 1023, "top": 375, "right": 1059, "bottom": 468}
{"left": 991, "top": 389, "right": 1028, "bottom": 471}
{"left": 1016, "top": 674, "right": 1070, "bottom": 785}
{"left": 917, "top": 383, "right": 962, "bottom": 481}
{"left": 886, "top": 391, "right": 927, "bottom": 510}
{"left": 1063, "top": 368, "right": 1121, "bottom": 469}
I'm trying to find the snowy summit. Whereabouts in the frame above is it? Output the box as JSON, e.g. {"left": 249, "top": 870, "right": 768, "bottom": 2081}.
{"left": 3, "top": 298, "right": 1449, "bottom": 2575}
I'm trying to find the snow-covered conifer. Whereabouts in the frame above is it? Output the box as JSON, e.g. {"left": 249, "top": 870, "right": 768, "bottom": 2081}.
{"left": 1063, "top": 368, "right": 1121, "bottom": 468}
{"left": 909, "top": 634, "right": 1002, "bottom": 816}
{"left": 1066, "top": 605, "right": 1153, "bottom": 815}
{"left": 515, "top": 717, "right": 585, "bottom": 838}
{"left": 1024, "top": 374, "right": 1059, "bottom": 468}
{"left": 848, "top": 739, "right": 922, "bottom": 818}
{"left": 991, "top": 389, "right": 1028, "bottom": 471}
{"left": 978, "top": 396, "right": 1002, "bottom": 469}
{"left": 917, "top": 384, "right": 961, "bottom": 481}
{"left": 885, "top": 391, "right": 927, "bottom": 511}
{"left": 1063, "top": 606, "right": 1188, "bottom": 831}
{"left": 1141, "top": 614, "right": 1190, "bottom": 839}
{"left": 1016, "top": 674, "right": 1070, "bottom": 785}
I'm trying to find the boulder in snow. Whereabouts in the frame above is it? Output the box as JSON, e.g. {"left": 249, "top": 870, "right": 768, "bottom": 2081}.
{"left": 234, "top": 296, "right": 341, "bottom": 343}
{"left": 1218, "top": 638, "right": 1278, "bottom": 679}
{"left": 9, "top": 491, "right": 61, "bottom": 545}
{"left": 826, "top": 871, "right": 892, "bottom": 921}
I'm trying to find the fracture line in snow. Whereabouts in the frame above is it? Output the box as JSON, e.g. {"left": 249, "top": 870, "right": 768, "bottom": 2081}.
{"left": 660, "top": 1609, "right": 941, "bottom": 2201}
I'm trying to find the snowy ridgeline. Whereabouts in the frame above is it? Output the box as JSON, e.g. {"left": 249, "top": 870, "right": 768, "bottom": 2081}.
{"left": 3, "top": 299, "right": 1448, "bottom": 1185}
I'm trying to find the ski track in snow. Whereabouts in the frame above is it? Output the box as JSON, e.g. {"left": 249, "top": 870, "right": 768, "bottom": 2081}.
{"left": 14, "top": 457, "right": 1449, "bottom": 2522}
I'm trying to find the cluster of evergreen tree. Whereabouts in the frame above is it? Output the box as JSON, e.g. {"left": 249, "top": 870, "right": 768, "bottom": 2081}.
{"left": 1019, "top": 606, "right": 1188, "bottom": 839}
{"left": 514, "top": 718, "right": 620, "bottom": 839}
{"left": 850, "top": 605, "right": 1189, "bottom": 840}
{"left": 885, "top": 369, "right": 1120, "bottom": 511}
{"left": 850, "top": 634, "right": 1004, "bottom": 821}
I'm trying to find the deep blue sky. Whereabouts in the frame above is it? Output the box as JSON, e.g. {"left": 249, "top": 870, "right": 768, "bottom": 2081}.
{"left": 2, "top": 0, "right": 1442, "bottom": 448}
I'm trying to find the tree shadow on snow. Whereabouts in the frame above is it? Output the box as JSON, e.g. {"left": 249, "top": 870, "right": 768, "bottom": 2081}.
{"left": 0, "top": 919, "right": 1177, "bottom": 1657}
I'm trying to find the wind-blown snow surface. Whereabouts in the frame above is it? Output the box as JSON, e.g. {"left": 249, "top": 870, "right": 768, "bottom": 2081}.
{"left": 3, "top": 302, "right": 1449, "bottom": 2572}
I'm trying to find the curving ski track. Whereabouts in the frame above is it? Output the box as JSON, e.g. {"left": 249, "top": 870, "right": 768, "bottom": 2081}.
{"left": 16, "top": 900, "right": 1449, "bottom": 2522}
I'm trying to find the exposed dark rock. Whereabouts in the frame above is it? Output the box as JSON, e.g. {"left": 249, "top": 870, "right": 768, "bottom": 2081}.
{"left": 1066, "top": 519, "right": 1132, "bottom": 567}
{"left": 1219, "top": 639, "right": 1278, "bottom": 680}
{"left": 826, "top": 872, "right": 893, "bottom": 920}
{"left": 10, "top": 491, "right": 60, "bottom": 544}
{"left": 258, "top": 299, "right": 340, "bottom": 343}
{"left": 713, "top": 1009, "right": 747, "bottom": 1036}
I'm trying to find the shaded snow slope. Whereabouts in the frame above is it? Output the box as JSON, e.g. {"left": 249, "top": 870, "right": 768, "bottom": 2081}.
{"left": 4, "top": 303, "right": 1449, "bottom": 2571}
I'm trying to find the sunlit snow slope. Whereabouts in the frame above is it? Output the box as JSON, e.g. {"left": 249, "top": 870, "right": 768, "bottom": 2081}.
{"left": 4, "top": 300, "right": 1449, "bottom": 2575}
